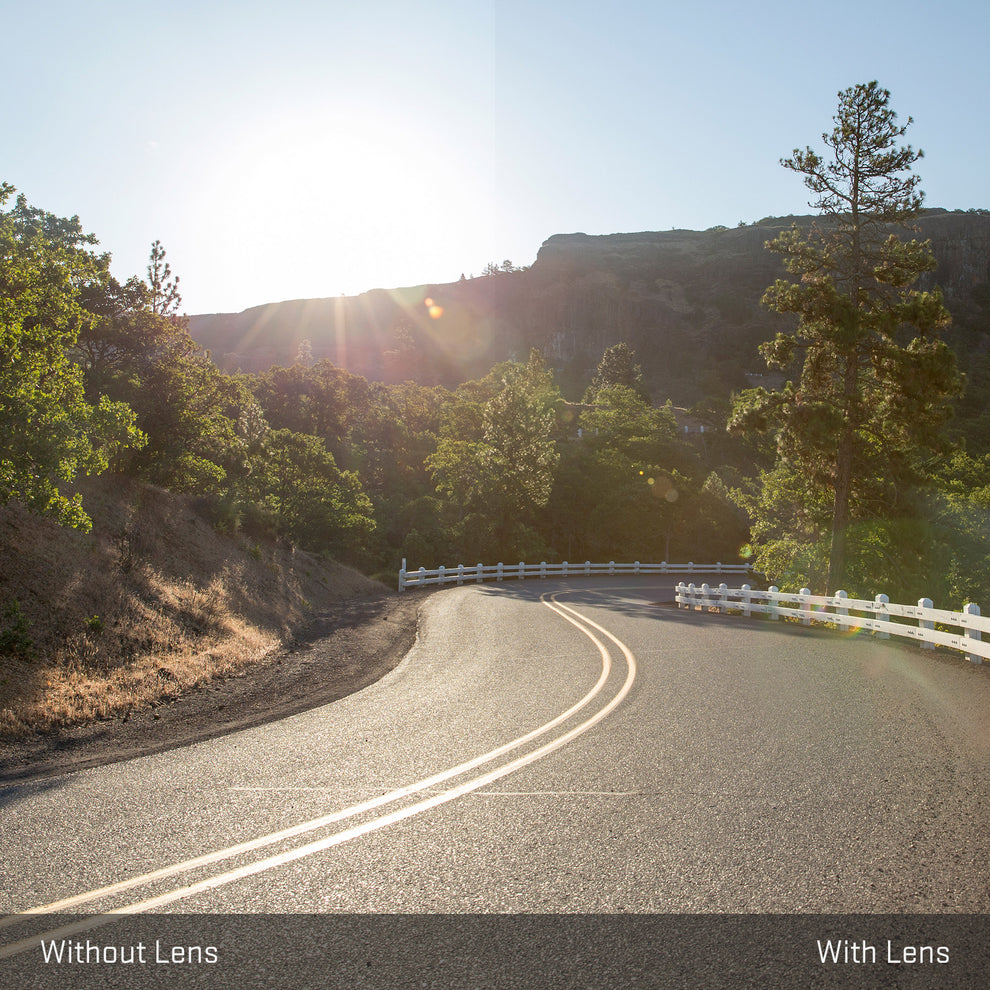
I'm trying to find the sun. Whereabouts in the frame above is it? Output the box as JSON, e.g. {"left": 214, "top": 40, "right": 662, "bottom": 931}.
{"left": 187, "top": 104, "right": 491, "bottom": 301}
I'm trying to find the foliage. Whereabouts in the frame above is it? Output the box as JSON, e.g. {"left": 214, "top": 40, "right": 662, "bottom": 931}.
{"left": 78, "top": 243, "right": 264, "bottom": 497}
{"left": 146, "top": 239, "right": 182, "bottom": 319}
{"left": 0, "top": 600, "right": 34, "bottom": 660}
{"left": 579, "top": 385, "right": 679, "bottom": 459}
{"left": 730, "top": 83, "right": 962, "bottom": 592}
{"left": 584, "top": 343, "right": 649, "bottom": 402}
{"left": 427, "top": 351, "right": 560, "bottom": 560}
{"left": 540, "top": 383, "right": 748, "bottom": 564}
{"left": 920, "top": 451, "right": 990, "bottom": 607}
{"left": 242, "top": 428, "right": 376, "bottom": 560}
{"left": 0, "top": 184, "right": 146, "bottom": 530}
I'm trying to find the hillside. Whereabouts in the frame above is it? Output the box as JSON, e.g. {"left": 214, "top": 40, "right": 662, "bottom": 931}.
{"left": 0, "top": 474, "right": 392, "bottom": 744}
{"left": 189, "top": 210, "right": 990, "bottom": 405}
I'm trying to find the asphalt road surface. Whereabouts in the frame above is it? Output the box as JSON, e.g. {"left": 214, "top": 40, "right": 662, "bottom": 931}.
{"left": 3, "top": 575, "right": 990, "bottom": 985}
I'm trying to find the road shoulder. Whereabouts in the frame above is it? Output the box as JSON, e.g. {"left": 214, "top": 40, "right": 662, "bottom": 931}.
{"left": 0, "top": 591, "right": 427, "bottom": 784}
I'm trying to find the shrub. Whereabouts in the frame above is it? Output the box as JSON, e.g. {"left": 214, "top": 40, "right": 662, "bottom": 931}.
{"left": 0, "top": 600, "right": 35, "bottom": 660}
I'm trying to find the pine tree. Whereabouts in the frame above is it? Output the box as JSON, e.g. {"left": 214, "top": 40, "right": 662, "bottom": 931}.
{"left": 585, "top": 343, "right": 648, "bottom": 402}
{"left": 730, "top": 82, "right": 961, "bottom": 592}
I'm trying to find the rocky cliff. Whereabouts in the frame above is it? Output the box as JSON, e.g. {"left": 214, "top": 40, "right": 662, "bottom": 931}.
{"left": 189, "top": 210, "right": 990, "bottom": 405}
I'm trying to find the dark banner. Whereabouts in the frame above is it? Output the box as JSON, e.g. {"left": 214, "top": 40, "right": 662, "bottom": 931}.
{"left": 1, "top": 914, "right": 986, "bottom": 989}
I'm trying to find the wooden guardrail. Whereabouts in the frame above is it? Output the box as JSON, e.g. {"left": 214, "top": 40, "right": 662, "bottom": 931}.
{"left": 399, "top": 559, "right": 751, "bottom": 591}
{"left": 675, "top": 581, "right": 988, "bottom": 664}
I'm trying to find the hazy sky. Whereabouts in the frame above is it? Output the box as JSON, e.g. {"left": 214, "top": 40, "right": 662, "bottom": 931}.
{"left": 6, "top": 0, "right": 987, "bottom": 314}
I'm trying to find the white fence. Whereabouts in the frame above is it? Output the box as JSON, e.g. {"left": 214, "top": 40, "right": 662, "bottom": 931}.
{"left": 399, "top": 559, "right": 751, "bottom": 592}
{"left": 676, "top": 581, "right": 989, "bottom": 664}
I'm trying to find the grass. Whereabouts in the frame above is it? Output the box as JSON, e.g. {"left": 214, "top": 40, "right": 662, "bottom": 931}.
{"left": 0, "top": 474, "right": 384, "bottom": 741}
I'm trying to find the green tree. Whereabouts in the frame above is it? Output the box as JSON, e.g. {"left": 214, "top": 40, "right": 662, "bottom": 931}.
{"left": 146, "top": 239, "right": 182, "bottom": 320}
{"left": 246, "top": 428, "right": 375, "bottom": 558}
{"left": 0, "top": 184, "right": 145, "bottom": 529}
{"left": 427, "top": 351, "right": 560, "bottom": 559}
{"left": 79, "top": 243, "right": 269, "bottom": 497}
{"left": 730, "top": 82, "right": 961, "bottom": 592}
{"left": 549, "top": 386, "right": 737, "bottom": 563}
{"left": 578, "top": 385, "right": 679, "bottom": 461}
{"left": 584, "top": 343, "right": 648, "bottom": 402}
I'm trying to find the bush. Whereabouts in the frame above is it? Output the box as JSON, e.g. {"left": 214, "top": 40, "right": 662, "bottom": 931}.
{"left": 0, "top": 600, "right": 35, "bottom": 660}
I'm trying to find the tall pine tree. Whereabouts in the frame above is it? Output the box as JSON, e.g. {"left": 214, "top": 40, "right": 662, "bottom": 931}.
{"left": 731, "top": 82, "right": 961, "bottom": 592}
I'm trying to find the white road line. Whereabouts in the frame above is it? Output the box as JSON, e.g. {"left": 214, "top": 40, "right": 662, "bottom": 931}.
{"left": 0, "top": 590, "right": 638, "bottom": 958}
{"left": 470, "top": 790, "right": 644, "bottom": 796}
{"left": 0, "top": 596, "right": 608, "bottom": 926}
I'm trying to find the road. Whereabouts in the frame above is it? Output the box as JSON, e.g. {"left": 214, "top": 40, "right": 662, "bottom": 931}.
{"left": 3, "top": 575, "right": 990, "bottom": 985}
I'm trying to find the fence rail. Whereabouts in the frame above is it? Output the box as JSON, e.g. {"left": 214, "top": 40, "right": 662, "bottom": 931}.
{"left": 675, "top": 581, "right": 988, "bottom": 664}
{"left": 398, "top": 559, "right": 751, "bottom": 592}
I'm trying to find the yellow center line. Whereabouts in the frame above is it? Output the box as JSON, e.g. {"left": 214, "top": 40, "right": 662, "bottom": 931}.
{"left": 1, "top": 590, "right": 637, "bottom": 959}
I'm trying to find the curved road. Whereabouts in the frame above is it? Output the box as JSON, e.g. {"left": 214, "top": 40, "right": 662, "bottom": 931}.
{"left": 3, "top": 576, "right": 990, "bottom": 982}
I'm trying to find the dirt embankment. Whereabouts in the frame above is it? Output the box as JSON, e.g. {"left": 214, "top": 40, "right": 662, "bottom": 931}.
{"left": 0, "top": 475, "right": 424, "bottom": 780}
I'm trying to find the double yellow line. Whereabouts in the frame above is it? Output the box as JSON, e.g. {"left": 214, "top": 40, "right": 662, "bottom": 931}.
{"left": 0, "top": 591, "right": 638, "bottom": 959}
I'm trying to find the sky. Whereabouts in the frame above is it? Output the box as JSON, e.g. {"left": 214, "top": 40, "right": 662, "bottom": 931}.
{"left": 6, "top": 0, "right": 988, "bottom": 315}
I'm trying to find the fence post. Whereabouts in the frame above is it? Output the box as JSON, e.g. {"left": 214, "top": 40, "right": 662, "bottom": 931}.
{"left": 741, "top": 583, "right": 751, "bottom": 618}
{"left": 800, "top": 587, "right": 812, "bottom": 626}
{"left": 964, "top": 603, "right": 982, "bottom": 663}
{"left": 497, "top": 562, "right": 504, "bottom": 583}
{"left": 676, "top": 581, "right": 685, "bottom": 608}
{"left": 419, "top": 566, "right": 426, "bottom": 587}
{"left": 634, "top": 561, "right": 640, "bottom": 574}
{"left": 716, "top": 562, "right": 723, "bottom": 574}
{"left": 540, "top": 561, "right": 547, "bottom": 579}
{"left": 701, "top": 583, "right": 711, "bottom": 611}
{"left": 873, "top": 594, "right": 890, "bottom": 639}
{"left": 399, "top": 558, "right": 407, "bottom": 592}
{"left": 609, "top": 560, "right": 615, "bottom": 575}
{"left": 438, "top": 564, "right": 446, "bottom": 587}
{"left": 768, "top": 586, "right": 779, "bottom": 621}
{"left": 585, "top": 560, "right": 591, "bottom": 575}
{"left": 718, "top": 582, "right": 728, "bottom": 614}
{"left": 835, "top": 590, "right": 848, "bottom": 630}
{"left": 563, "top": 560, "right": 569, "bottom": 576}
{"left": 457, "top": 564, "right": 465, "bottom": 585}
{"left": 917, "top": 598, "right": 934, "bottom": 649}
{"left": 476, "top": 562, "right": 483, "bottom": 584}
{"left": 518, "top": 561, "right": 525, "bottom": 581}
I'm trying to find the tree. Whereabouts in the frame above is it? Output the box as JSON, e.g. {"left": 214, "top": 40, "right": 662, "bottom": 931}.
{"left": 146, "top": 239, "right": 182, "bottom": 320}
{"left": 75, "top": 243, "right": 253, "bottom": 497}
{"left": 730, "top": 82, "right": 961, "bottom": 592}
{"left": 246, "top": 428, "right": 375, "bottom": 558}
{"left": 294, "top": 338, "right": 314, "bottom": 367}
{"left": 584, "top": 343, "right": 648, "bottom": 402}
{"left": 0, "top": 184, "right": 145, "bottom": 529}
{"left": 427, "top": 351, "right": 560, "bottom": 559}
{"left": 578, "top": 385, "right": 678, "bottom": 459}
{"left": 75, "top": 274, "right": 175, "bottom": 399}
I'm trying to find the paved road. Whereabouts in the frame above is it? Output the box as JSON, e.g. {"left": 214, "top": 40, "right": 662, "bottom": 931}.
{"left": 3, "top": 575, "right": 990, "bottom": 982}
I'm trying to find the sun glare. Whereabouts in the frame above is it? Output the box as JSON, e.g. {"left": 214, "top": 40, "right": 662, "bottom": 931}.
{"left": 189, "top": 106, "right": 488, "bottom": 301}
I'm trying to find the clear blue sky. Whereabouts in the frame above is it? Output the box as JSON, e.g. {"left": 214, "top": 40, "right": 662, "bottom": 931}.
{"left": 6, "top": 0, "right": 987, "bottom": 314}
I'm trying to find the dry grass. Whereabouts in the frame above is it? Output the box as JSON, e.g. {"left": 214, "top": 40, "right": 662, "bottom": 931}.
{"left": 0, "top": 475, "right": 384, "bottom": 740}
